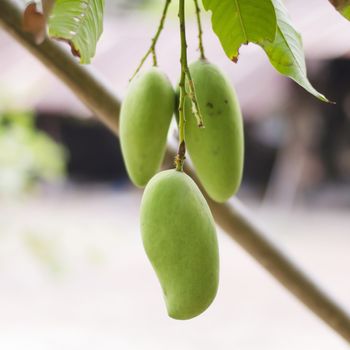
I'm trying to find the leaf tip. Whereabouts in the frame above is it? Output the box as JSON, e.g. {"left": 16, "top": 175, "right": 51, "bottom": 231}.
{"left": 316, "top": 92, "right": 335, "bottom": 104}
{"left": 231, "top": 49, "right": 240, "bottom": 63}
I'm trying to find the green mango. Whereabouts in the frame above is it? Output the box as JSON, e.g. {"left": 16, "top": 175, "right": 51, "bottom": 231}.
{"left": 183, "top": 60, "right": 244, "bottom": 203}
{"left": 120, "top": 68, "right": 175, "bottom": 187}
{"left": 140, "top": 169, "right": 219, "bottom": 320}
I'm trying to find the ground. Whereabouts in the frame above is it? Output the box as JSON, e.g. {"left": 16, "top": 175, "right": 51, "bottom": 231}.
{"left": 0, "top": 185, "right": 349, "bottom": 349}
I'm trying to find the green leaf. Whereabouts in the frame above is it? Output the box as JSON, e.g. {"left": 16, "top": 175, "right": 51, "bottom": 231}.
{"left": 329, "top": 0, "right": 350, "bottom": 20}
{"left": 260, "top": 0, "right": 329, "bottom": 102}
{"left": 48, "top": 0, "right": 105, "bottom": 64}
{"left": 202, "top": 0, "right": 277, "bottom": 61}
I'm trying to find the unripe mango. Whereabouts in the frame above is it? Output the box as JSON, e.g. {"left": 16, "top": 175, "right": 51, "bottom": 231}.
{"left": 140, "top": 169, "right": 219, "bottom": 320}
{"left": 120, "top": 68, "right": 175, "bottom": 187}
{"left": 184, "top": 60, "right": 244, "bottom": 203}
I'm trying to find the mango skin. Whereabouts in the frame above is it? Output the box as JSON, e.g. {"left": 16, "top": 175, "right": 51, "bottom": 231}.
{"left": 120, "top": 68, "right": 175, "bottom": 187}
{"left": 184, "top": 60, "right": 244, "bottom": 203}
{"left": 140, "top": 170, "right": 219, "bottom": 320}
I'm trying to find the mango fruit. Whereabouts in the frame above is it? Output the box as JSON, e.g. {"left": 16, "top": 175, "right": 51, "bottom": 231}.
{"left": 140, "top": 169, "right": 219, "bottom": 320}
{"left": 183, "top": 60, "right": 244, "bottom": 203}
{"left": 120, "top": 68, "right": 175, "bottom": 187}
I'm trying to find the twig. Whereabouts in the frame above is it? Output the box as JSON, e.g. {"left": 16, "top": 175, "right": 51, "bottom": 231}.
{"left": 129, "top": 0, "right": 172, "bottom": 81}
{"left": 178, "top": 0, "right": 204, "bottom": 129}
{"left": 193, "top": 0, "right": 205, "bottom": 60}
{"left": 175, "top": 0, "right": 188, "bottom": 172}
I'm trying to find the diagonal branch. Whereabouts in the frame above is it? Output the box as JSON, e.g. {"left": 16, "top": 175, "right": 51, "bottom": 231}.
{"left": 1, "top": 0, "right": 350, "bottom": 343}
{"left": 1, "top": 0, "right": 119, "bottom": 135}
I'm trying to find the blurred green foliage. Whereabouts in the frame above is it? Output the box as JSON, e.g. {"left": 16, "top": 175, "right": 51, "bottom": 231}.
{"left": 0, "top": 111, "right": 67, "bottom": 195}
{"left": 24, "top": 231, "right": 64, "bottom": 275}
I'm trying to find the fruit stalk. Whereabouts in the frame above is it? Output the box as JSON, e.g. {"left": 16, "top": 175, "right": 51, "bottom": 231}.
{"left": 193, "top": 0, "right": 205, "bottom": 60}
{"left": 176, "top": 0, "right": 187, "bottom": 172}
{"left": 176, "top": 0, "right": 206, "bottom": 171}
{"left": 178, "top": 0, "right": 204, "bottom": 129}
{"left": 130, "top": 0, "right": 172, "bottom": 81}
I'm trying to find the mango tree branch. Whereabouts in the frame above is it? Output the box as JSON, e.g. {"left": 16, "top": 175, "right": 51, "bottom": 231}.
{"left": 1, "top": 0, "right": 350, "bottom": 343}
{"left": 1, "top": 0, "right": 120, "bottom": 135}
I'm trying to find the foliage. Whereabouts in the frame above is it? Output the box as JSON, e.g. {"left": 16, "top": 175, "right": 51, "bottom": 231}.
{"left": 260, "top": 0, "right": 328, "bottom": 102}
{"left": 48, "top": 0, "right": 105, "bottom": 64}
{"left": 0, "top": 111, "right": 67, "bottom": 196}
{"left": 43, "top": 0, "right": 335, "bottom": 101}
{"left": 202, "top": 0, "right": 277, "bottom": 61}
{"left": 202, "top": 0, "right": 327, "bottom": 101}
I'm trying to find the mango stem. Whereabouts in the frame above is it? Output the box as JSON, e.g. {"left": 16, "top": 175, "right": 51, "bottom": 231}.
{"left": 130, "top": 0, "right": 172, "bottom": 81}
{"left": 175, "top": 0, "right": 188, "bottom": 172}
{"left": 193, "top": 0, "right": 206, "bottom": 60}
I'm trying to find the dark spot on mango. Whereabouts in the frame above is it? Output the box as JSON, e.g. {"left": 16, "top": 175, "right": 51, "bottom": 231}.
{"left": 183, "top": 60, "right": 244, "bottom": 203}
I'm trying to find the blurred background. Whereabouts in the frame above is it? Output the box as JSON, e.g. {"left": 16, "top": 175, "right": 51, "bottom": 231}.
{"left": 0, "top": 0, "right": 350, "bottom": 349}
